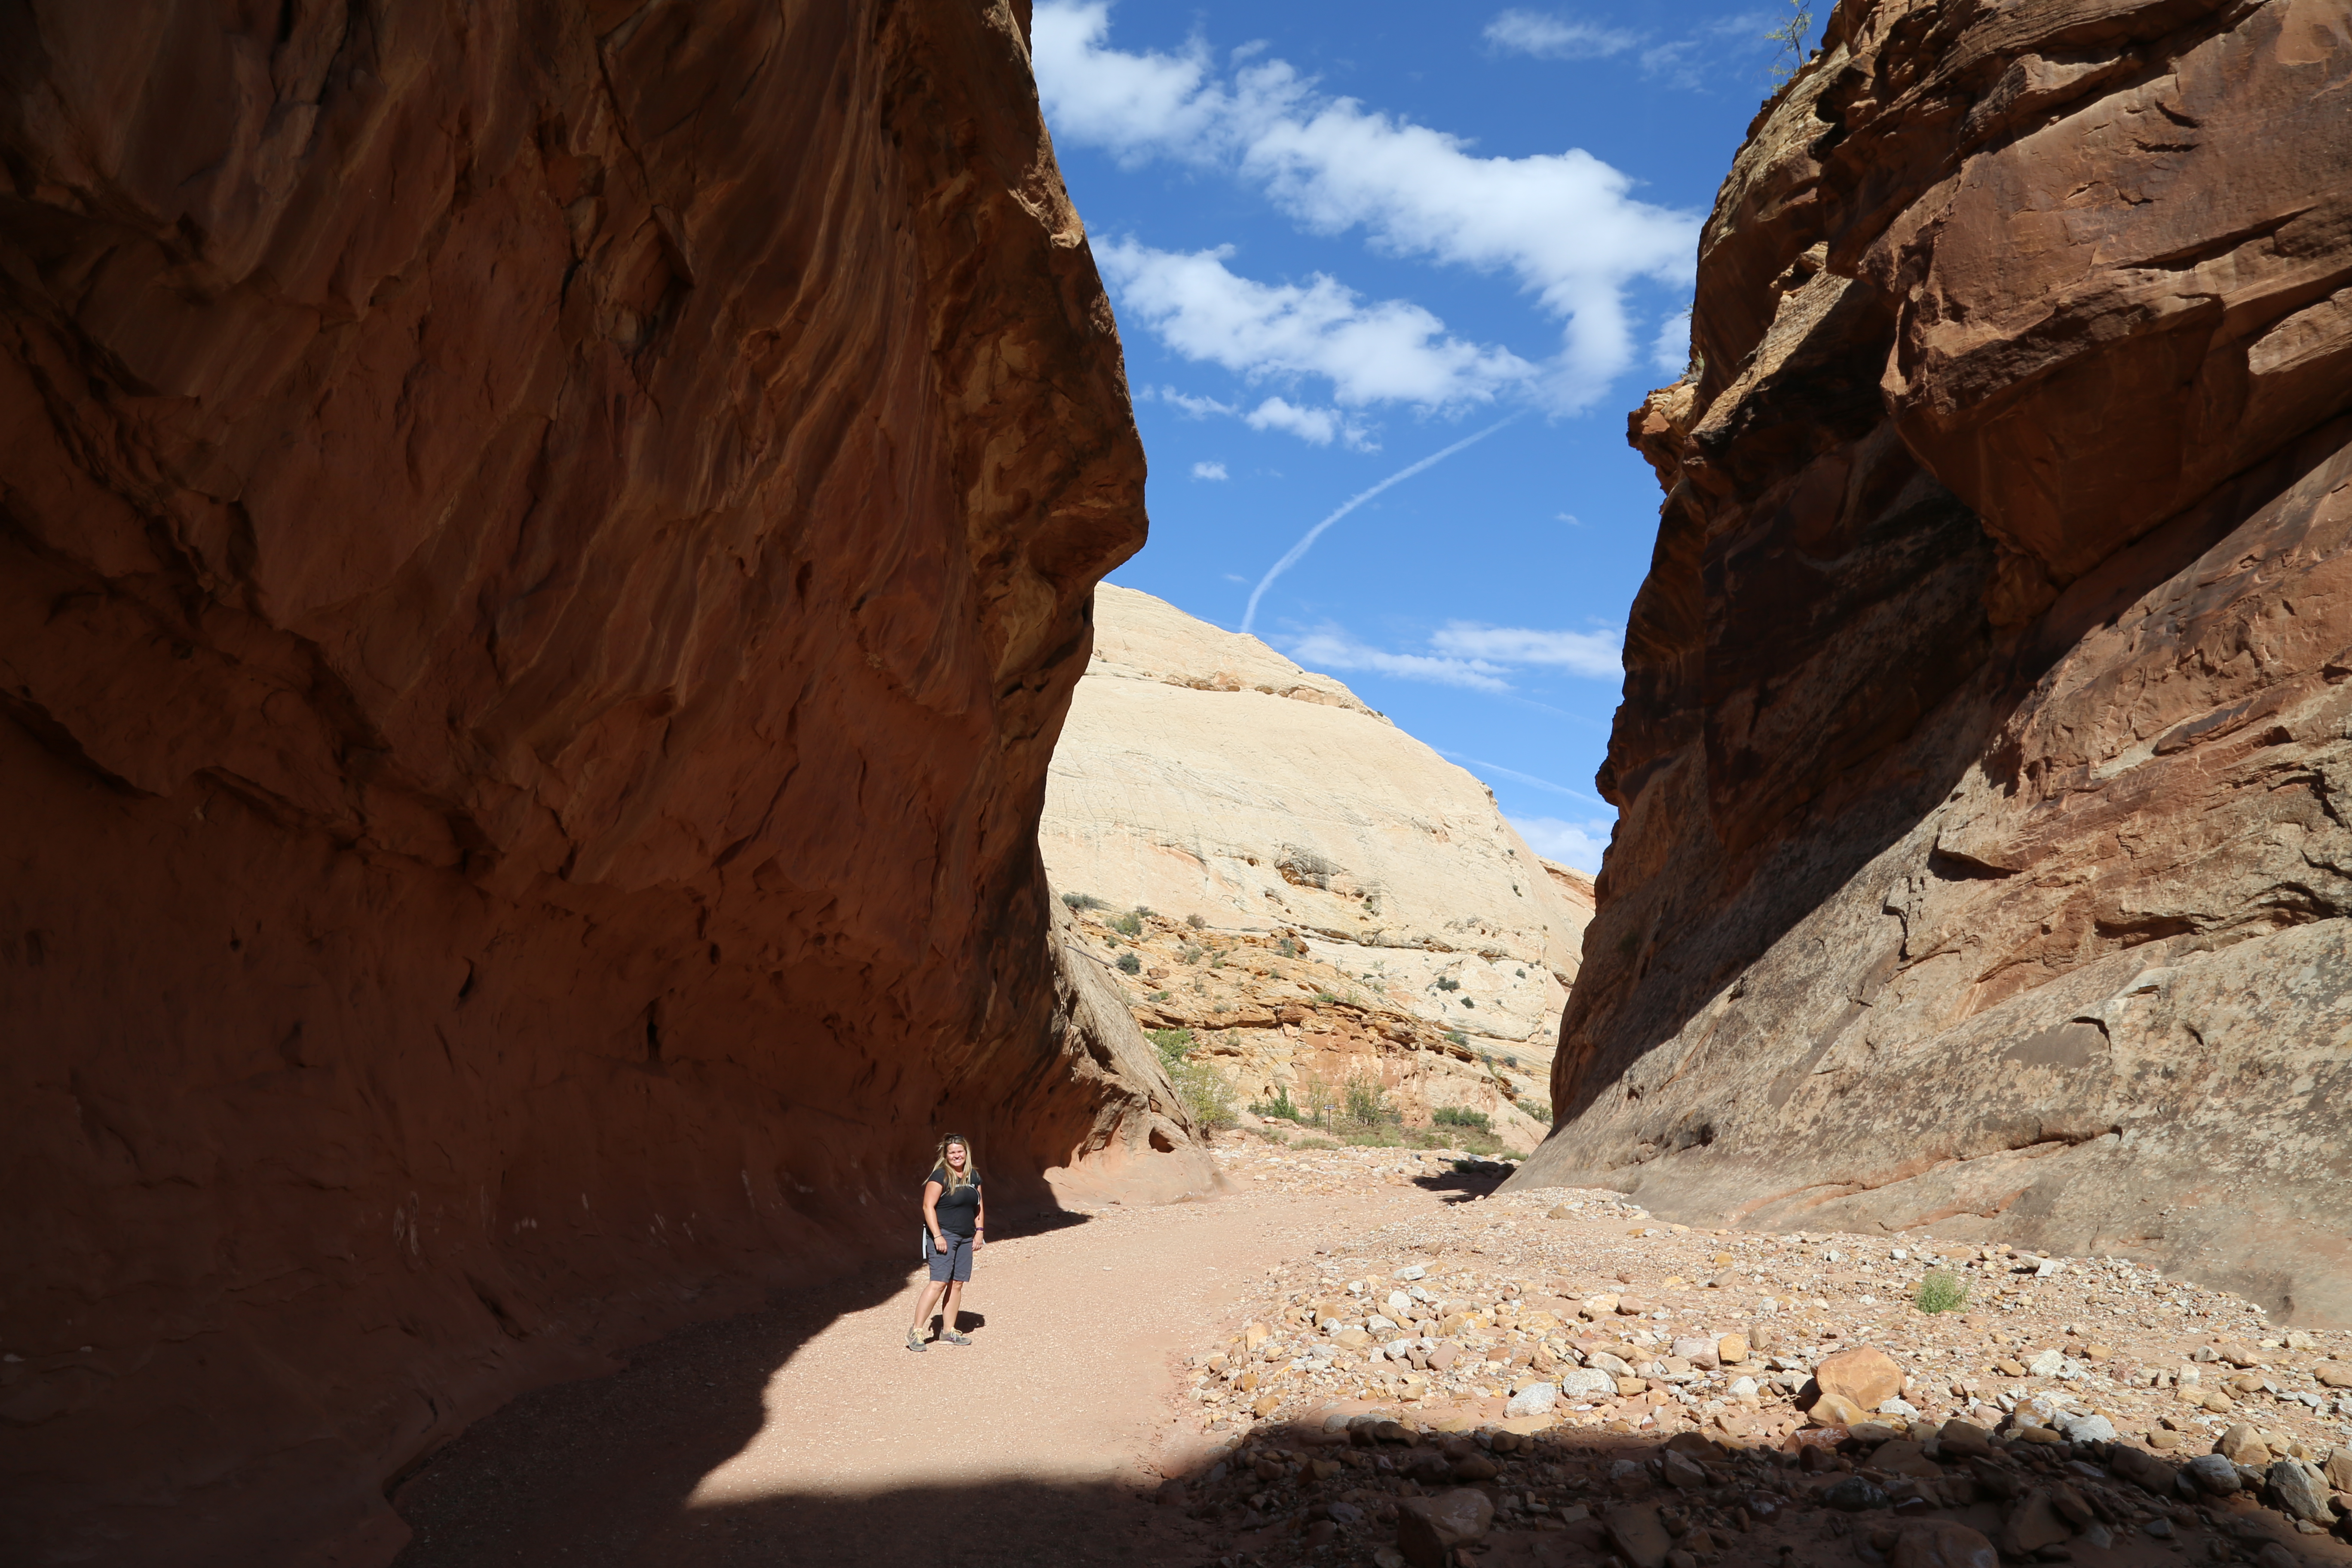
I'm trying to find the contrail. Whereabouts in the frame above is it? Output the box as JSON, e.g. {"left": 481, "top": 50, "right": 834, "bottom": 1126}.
{"left": 1240, "top": 413, "right": 1522, "bottom": 634}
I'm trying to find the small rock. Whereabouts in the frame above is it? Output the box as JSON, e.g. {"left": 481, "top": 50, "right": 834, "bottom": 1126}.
{"left": 2219, "top": 1425, "right": 2272, "bottom": 1466}
{"left": 2316, "top": 1363, "right": 2352, "bottom": 1390}
{"left": 2184, "top": 1454, "right": 2243, "bottom": 1494}
{"left": 2036, "top": 1258, "right": 2065, "bottom": 1278}
{"left": 1506, "top": 1382, "right": 1558, "bottom": 1418}
{"left": 1395, "top": 1265, "right": 1427, "bottom": 1281}
{"left": 1588, "top": 1351, "right": 1636, "bottom": 1378}
{"left": 2109, "top": 1446, "right": 2176, "bottom": 1494}
{"left": 2027, "top": 1349, "right": 2070, "bottom": 1379}
{"left": 1453, "top": 1453, "right": 1499, "bottom": 1482}
{"left": 1938, "top": 1420, "right": 1994, "bottom": 1458}
{"left": 1617, "top": 1296, "right": 1654, "bottom": 1315}
{"left": 1558, "top": 1368, "right": 1616, "bottom": 1398}
{"left": 2056, "top": 1414, "right": 2117, "bottom": 1446}
{"left": 2269, "top": 1458, "right": 2333, "bottom": 1524}
{"left": 2220, "top": 1344, "right": 2262, "bottom": 1370}
{"left": 1729, "top": 1376, "right": 1759, "bottom": 1399}
{"left": 2325, "top": 1450, "right": 2352, "bottom": 1491}
{"left": 1818, "top": 1346, "right": 1905, "bottom": 1408}
{"left": 1719, "top": 1332, "right": 1750, "bottom": 1364}
{"left": 1396, "top": 1488, "right": 1493, "bottom": 1568}
{"left": 1825, "top": 1477, "right": 1892, "bottom": 1513}
{"left": 1661, "top": 1452, "right": 1708, "bottom": 1490}
{"left": 1892, "top": 1522, "right": 2000, "bottom": 1568}
{"left": 2000, "top": 1493, "right": 2073, "bottom": 1556}
{"left": 2146, "top": 1517, "right": 2175, "bottom": 1539}
{"left": 1672, "top": 1337, "right": 1721, "bottom": 1370}
{"left": 1811, "top": 1391, "right": 1871, "bottom": 1429}
{"left": 1605, "top": 1504, "right": 1675, "bottom": 1568}
{"left": 2256, "top": 1546, "right": 2297, "bottom": 1568}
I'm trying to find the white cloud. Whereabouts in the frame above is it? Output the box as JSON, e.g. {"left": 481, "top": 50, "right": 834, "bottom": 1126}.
{"left": 1096, "top": 240, "right": 1532, "bottom": 417}
{"left": 1273, "top": 619, "right": 1622, "bottom": 691}
{"left": 1245, "top": 397, "right": 1375, "bottom": 450}
{"left": 1509, "top": 814, "right": 1613, "bottom": 872}
{"left": 1034, "top": 2, "right": 1699, "bottom": 407}
{"left": 1650, "top": 306, "right": 1692, "bottom": 374}
{"left": 1280, "top": 625, "right": 1512, "bottom": 692}
{"left": 1191, "top": 459, "right": 1230, "bottom": 481}
{"left": 1483, "top": 11, "right": 1639, "bottom": 60}
{"left": 1150, "top": 385, "right": 1241, "bottom": 418}
{"left": 1430, "top": 621, "right": 1622, "bottom": 678}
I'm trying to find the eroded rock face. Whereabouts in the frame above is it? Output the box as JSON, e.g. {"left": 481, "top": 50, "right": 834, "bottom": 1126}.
{"left": 1039, "top": 586, "right": 1595, "bottom": 1136}
{"left": 1512, "top": 0, "right": 2352, "bottom": 1324}
{"left": 0, "top": 1, "right": 1205, "bottom": 1560}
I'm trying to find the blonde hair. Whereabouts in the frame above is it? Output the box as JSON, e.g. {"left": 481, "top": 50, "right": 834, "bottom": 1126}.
{"left": 934, "top": 1134, "right": 977, "bottom": 1192}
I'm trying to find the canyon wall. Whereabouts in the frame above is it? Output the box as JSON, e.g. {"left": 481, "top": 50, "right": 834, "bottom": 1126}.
{"left": 1041, "top": 585, "right": 1596, "bottom": 1141}
{"left": 0, "top": 1, "right": 1207, "bottom": 1561}
{"left": 1512, "top": 0, "right": 2352, "bottom": 1323}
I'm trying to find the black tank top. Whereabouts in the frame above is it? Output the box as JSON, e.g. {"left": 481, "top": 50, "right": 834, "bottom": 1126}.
{"left": 928, "top": 1167, "right": 982, "bottom": 1235}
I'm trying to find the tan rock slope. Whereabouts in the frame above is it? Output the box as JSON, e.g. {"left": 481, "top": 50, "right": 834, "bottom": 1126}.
{"left": 1042, "top": 586, "right": 1596, "bottom": 1143}
{"left": 0, "top": 3, "right": 1207, "bottom": 1562}
{"left": 1510, "top": 0, "right": 2352, "bottom": 1326}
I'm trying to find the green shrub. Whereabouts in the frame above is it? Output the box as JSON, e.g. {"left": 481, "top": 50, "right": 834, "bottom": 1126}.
{"left": 1916, "top": 1271, "right": 1968, "bottom": 1314}
{"left": 1434, "top": 976, "right": 1460, "bottom": 992}
{"left": 1250, "top": 1087, "right": 1308, "bottom": 1123}
{"left": 1111, "top": 910, "right": 1143, "bottom": 937}
{"left": 1179, "top": 944, "right": 1204, "bottom": 965}
{"left": 1170, "top": 1058, "right": 1237, "bottom": 1129}
{"left": 1341, "top": 1068, "right": 1398, "bottom": 1128}
{"left": 1146, "top": 1028, "right": 1193, "bottom": 1066}
{"left": 1314, "top": 989, "right": 1338, "bottom": 1005}
{"left": 1461, "top": 997, "right": 1476, "bottom": 1008}
{"left": 1518, "top": 1099, "right": 1553, "bottom": 1124}
{"left": 1061, "top": 891, "right": 1106, "bottom": 910}
{"left": 1445, "top": 1029, "right": 1468, "bottom": 1047}
{"left": 1430, "top": 1106, "right": 1491, "bottom": 1131}
{"left": 1116, "top": 952, "right": 1141, "bottom": 974}
{"left": 1276, "top": 936, "right": 1300, "bottom": 957}
{"left": 1185, "top": 912, "right": 1206, "bottom": 930}
{"left": 1147, "top": 989, "right": 1170, "bottom": 1002}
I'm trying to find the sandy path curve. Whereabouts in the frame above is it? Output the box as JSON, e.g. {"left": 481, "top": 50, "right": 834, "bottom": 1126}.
{"left": 393, "top": 1179, "right": 1436, "bottom": 1566}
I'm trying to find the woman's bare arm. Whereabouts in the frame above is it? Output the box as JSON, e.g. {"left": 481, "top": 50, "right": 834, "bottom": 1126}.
{"left": 922, "top": 1179, "right": 946, "bottom": 1246}
{"left": 974, "top": 1186, "right": 986, "bottom": 1246}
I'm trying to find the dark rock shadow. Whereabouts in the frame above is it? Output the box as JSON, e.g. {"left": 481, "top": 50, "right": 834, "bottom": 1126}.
{"left": 391, "top": 1208, "right": 1090, "bottom": 1567}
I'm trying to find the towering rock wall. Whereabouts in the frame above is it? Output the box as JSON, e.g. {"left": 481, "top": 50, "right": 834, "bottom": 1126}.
{"left": 1513, "top": 0, "right": 2352, "bottom": 1323}
{"left": 1040, "top": 585, "right": 1596, "bottom": 1140}
{"left": 0, "top": 1, "right": 1205, "bottom": 1561}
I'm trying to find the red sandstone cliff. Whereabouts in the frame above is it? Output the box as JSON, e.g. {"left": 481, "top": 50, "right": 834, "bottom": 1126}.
{"left": 0, "top": 1, "right": 1207, "bottom": 1560}
{"left": 1513, "top": 0, "right": 2352, "bottom": 1322}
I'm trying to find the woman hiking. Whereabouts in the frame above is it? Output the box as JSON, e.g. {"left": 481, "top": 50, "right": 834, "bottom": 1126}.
{"left": 906, "top": 1133, "right": 984, "bottom": 1351}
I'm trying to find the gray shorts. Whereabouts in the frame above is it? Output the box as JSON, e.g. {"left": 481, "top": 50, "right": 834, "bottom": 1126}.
{"left": 928, "top": 1232, "right": 974, "bottom": 1283}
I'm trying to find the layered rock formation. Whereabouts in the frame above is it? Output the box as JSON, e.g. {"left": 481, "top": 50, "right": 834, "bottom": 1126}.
{"left": 0, "top": 2, "right": 1206, "bottom": 1561}
{"left": 1042, "top": 586, "right": 1596, "bottom": 1141}
{"left": 1513, "top": 0, "right": 2352, "bottom": 1324}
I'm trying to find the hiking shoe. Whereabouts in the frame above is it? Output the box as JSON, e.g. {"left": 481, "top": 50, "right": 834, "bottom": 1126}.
{"left": 940, "top": 1329, "right": 972, "bottom": 1346}
{"left": 906, "top": 1330, "right": 928, "bottom": 1353}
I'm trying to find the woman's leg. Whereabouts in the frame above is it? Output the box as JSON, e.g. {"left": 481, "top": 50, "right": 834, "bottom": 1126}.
{"left": 940, "top": 1279, "right": 965, "bottom": 1331}
{"left": 909, "top": 1278, "right": 946, "bottom": 1333}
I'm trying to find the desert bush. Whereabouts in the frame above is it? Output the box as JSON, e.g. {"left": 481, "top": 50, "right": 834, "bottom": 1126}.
{"left": 1179, "top": 944, "right": 1204, "bottom": 965}
{"left": 1249, "top": 1087, "right": 1307, "bottom": 1123}
{"left": 1185, "top": 912, "right": 1206, "bottom": 930}
{"left": 1430, "top": 1106, "right": 1491, "bottom": 1131}
{"left": 1314, "top": 989, "right": 1338, "bottom": 1005}
{"left": 1916, "top": 1271, "right": 1968, "bottom": 1314}
{"left": 1146, "top": 1028, "right": 1193, "bottom": 1066}
{"left": 1170, "top": 1059, "right": 1237, "bottom": 1129}
{"left": 1276, "top": 936, "right": 1301, "bottom": 957}
{"left": 1116, "top": 952, "right": 1141, "bottom": 974}
{"left": 1444, "top": 1029, "right": 1468, "bottom": 1047}
{"left": 1517, "top": 1099, "right": 1553, "bottom": 1124}
{"left": 1111, "top": 910, "right": 1143, "bottom": 937}
{"left": 1434, "top": 975, "right": 1460, "bottom": 992}
{"left": 1061, "top": 891, "right": 1106, "bottom": 911}
{"left": 1341, "top": 1068, "right": 1399, "bottom": 1128}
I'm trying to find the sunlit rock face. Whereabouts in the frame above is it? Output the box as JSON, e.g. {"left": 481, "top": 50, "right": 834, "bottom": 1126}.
{"left": 0, "top": 1, "right": 1208, "bottom": 1560}
{"left": 1513, "top": 0, "right": 2352, "bottom": 1326}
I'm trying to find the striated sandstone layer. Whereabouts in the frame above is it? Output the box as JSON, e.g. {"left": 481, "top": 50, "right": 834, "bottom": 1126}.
{"left": 1040, "top": 585, "right": 1596, "bottom": 1138}
{"left": 1512, "top": 0, "right": 2352, "bottom": 1324}
{"left": 0, "top": 2, "right": 1208, "bottom": 1562}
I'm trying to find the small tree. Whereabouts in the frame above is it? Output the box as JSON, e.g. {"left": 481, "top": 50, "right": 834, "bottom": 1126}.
{"left": 1766, "top": 0, "right": 1813, "bottom": 83}
{"left": 1341, "top": 1067, "right": 1397, "bottom": 1128}
{"left": 1116, "top": 951, "right": 1141, "bottom": 974}
{"left": 1111, "top": 910, "right": 1143, "bottom": 937}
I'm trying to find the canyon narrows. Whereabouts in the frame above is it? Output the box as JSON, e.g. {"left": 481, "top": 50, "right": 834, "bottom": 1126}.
{"left": 0, "top": 1, "right": 1206, "bottom": 1561}
{"left": 1514, "top": 0, "right": 2352, "bottom": 1325}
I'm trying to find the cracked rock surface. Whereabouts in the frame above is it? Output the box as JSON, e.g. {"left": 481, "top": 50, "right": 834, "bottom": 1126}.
{"left": 1513, "top": 0, "right": 2352, "bottom": 1323}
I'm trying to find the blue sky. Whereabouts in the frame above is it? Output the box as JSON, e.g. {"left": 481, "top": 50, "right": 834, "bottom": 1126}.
{"left": 1032, "top": 1, "right": 1819, "bottom": 870}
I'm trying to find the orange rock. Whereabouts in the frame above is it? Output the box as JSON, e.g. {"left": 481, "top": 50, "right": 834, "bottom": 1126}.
{"left": 1816, "top": 1347, "right": 1905, "bottom": 1410}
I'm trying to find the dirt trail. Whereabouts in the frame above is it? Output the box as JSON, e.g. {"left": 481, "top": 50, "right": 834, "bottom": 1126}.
{"left": 391, "top": 1169, "right": 1439, "bottom": 1565}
